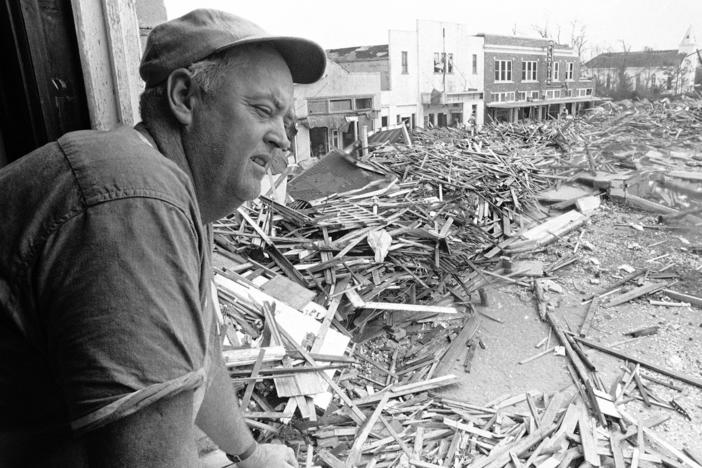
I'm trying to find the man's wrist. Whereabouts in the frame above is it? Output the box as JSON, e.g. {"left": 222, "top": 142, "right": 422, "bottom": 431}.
{"left": 225, "top": 441, "right": 258, "bottom": 463}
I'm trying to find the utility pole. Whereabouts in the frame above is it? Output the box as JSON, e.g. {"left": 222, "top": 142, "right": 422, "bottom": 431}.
{"left": 442, "top": 27, "right": 447, "bottom": 97}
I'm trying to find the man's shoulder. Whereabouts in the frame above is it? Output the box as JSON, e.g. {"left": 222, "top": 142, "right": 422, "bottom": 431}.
{"left": 57, "top": 127, "right": 195, "bottom": 208}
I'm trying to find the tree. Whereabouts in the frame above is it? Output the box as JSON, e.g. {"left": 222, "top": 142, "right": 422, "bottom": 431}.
{"left": 570, "top": 20, "right": 588, "bottom": 62}
{"left": 532, "top": 20, "right": 550, "bottom": 39}
{"left": 614, "top": 64, "right": 633, "bottom": 99}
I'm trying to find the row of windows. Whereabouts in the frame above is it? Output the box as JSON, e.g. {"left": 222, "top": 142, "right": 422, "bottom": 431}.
{"left": 491, "top": 88, "right": 592, "bottom": 102}
{"left": 308, "top": 97, "right": 373, "bottom": 114}
{"left": 495, "top": 59, "right": 576, "bottom": 83}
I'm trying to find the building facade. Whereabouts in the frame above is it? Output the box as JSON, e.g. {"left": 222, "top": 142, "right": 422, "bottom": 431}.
{"left": 292, "top": 59, "right": 383, "bottom": 161}
{"left": 325, "top": 20, "right": 486, "bottom": 133}
{"left": 480, "top": 34, "right": 598, "bottom": 122}
{"left": 584, "top": 28, "right": 699, "bottom": 97}
{"left": 414, "top": 20, "right": 485, "bottom": 129}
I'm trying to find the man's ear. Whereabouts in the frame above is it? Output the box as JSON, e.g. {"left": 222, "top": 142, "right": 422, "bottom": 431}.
{"left": 166, "top": 68, "right": 198, "bottom": 126}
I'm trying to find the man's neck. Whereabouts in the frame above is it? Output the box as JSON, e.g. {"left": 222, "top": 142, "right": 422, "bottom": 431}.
{"left": 135, "top": 120, "right": 215, "bottom": 223}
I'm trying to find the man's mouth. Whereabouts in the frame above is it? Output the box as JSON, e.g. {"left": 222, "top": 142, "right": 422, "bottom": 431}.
{"left": 251, "top": 155, "right": 269, "bottom": 168}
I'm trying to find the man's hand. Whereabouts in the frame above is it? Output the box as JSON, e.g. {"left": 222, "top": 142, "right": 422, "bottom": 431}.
{"left": 238, "top": 443, "right": 298, "bottom": 468}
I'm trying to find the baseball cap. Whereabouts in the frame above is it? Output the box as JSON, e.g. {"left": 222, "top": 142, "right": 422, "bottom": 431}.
{"left": 140, "top": 9, "right": 326, "bottom": 87}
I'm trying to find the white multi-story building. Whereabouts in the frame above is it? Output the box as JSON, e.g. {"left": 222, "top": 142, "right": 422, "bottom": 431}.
{"left": 326, "top": 20, "right": 485, "bottom": 132}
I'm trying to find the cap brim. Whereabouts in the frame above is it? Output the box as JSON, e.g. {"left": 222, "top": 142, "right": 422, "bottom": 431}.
{"left": 211, "top": 35, "right": 326, "bottom": 84}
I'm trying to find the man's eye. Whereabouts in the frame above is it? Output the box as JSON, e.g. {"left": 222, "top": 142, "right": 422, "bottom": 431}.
{"left": 255, "top": 106, "right": 272, "bottom": 116}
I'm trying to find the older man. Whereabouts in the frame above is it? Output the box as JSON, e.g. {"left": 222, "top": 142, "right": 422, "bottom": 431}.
{"left": 0, "top": 9, "right": 325, "bottom": 467}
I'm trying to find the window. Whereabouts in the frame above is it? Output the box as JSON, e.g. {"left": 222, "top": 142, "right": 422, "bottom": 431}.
{"left": 401, "top": 51, "right": 408, "bottom": 74}
{"left": 564, "top": 89, "right": 573, "bottom": 97}
{"left": 651, "top": 74, "right": 657, "bottom": 87}
{"left": 530, "top": 90, "right": 540, "bottom": 100}
{"left": 308, "top": 99, "right": 327, "bottom": 114}
{"left": 329, "top": 99, "right": 352, "bottom": 112}
{"left": 491, "top": 91, "right": 515, "bottom": 102}
{"left": 471, "top": 104, "right": 477, "bottom": 117}
{"left": 434, "top": 52, "right": 453, "bottom": 73}
{"left": 545, "top": 89, "right": 561, "bottom": 99}
{"left": 586, "top": 88, "right": 592, "bottom": 96}
{"left": 472, "top": 54, "right": 478, "bottom": 74}
{"left": 355, "top": 98, "right": 372, "bottom": 110}
{"left": 494, "top": 60, "right": 512, "bottom": 82}
{"left": 521, "top": 61, "right": 537, "bottom": 81}
{"left": 517, "top": 91, "right": 527, "bottom": 101}
{"left": 606, "top": 73, "right": 611, "bottom": 88}
{"left": 565, "top": 62, "right": 574, "bottom": 80}
{"left": 433, "top": 53, "right": 442, "bottom": 73}
{"left": 552, "top": 62, "right": 560, "bottom": 81}
{"left": 381, "top": 116, "right": 388, "bottom": 127}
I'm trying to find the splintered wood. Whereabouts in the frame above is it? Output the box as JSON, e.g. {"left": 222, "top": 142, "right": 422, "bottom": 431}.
{"left": 206, "top": 96, "right": 702, "bottom": 467}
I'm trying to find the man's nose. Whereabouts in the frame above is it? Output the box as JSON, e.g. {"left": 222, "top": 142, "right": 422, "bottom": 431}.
{"left": 266, "top": 120, "right": 291, "bottom": 152}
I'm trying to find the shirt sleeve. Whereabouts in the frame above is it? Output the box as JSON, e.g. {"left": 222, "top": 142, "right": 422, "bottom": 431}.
{"left": 34, "top": 196, "right": 210, "bottom": 433}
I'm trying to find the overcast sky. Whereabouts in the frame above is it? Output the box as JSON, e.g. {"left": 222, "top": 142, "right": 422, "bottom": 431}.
{"left": 164, "top": 0, "right": 701, "bottom": 59}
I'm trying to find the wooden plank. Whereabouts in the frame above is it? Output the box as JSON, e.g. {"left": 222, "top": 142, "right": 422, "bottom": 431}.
{"left": 609, "top": 429, "right": 626, "bottom": 468}
{"left": 606, "top": 282, "right": 668, "bottom": 308}
{"left": 578, "top": 410, "right": 600, "bottom": 467}
{"left": 222, "top": 346, "right": 286, "bottom": 367}
{"left": 352, "top": 375, "right": 459, "bottom": 406}
{"left": 579, "top": 296, "right": 599, "bottom": 337}
{"left": 575, "top": 337, "right": 702, "bottom": 389}
{"left": 468, "top": 425, "right": 556, "bottom": 468}
{"left": 661, "top": 289, "right": 702, "bottom": 308}
{"left": 241, "top": 348, "right": 266, "bottom": 409}
{"left": 540, "top": 392, "right": 567, "bottom": 427}
{"left": 361, "top": 301, "right": 460, "bottom": 314}
{"left": 261, "top": 275, "right": 316, "bottom": 310}
{"left": 668, "top": 171, "right": 702, "bottom": 182}
{"left": 442, "top": 417, "right": 496, "bottom": 439}
{"left": 347, "top": 391, "right": 390, "bottom": 465}
{"left": 436, "top": 315, "right": 479, "bottom": 375}
{"left": 277, "top": 325, "right": 366, "bottom": 425}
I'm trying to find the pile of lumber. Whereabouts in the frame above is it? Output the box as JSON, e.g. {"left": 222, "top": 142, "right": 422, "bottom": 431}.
{"left": 205, "top": 96, "right": 702, "bottom": 466}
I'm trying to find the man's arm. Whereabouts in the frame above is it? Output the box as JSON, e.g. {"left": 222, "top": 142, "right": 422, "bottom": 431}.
{"left": 85, "top": 390, "right": 198, "bottom": 467}
{"left": 195, "top": 344, "right": 299, "bottom": 467}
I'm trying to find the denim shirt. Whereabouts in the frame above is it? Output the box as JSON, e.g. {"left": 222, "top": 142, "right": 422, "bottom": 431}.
{"left": 0, "top": 126, "right": 212, "bottom": 453}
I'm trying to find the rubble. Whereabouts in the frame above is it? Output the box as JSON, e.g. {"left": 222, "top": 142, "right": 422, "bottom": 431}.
{"left": 205, "top": 96, "right": 702, "bottom": 466}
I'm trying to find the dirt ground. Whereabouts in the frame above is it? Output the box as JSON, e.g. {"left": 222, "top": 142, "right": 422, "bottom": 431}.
{"left": 439, "top": 198, "right": 702, "bottom": 453}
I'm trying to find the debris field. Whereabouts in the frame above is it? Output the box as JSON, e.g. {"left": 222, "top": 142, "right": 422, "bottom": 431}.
{"left": 204, "top": 95, "right": 702, "bottom": 467}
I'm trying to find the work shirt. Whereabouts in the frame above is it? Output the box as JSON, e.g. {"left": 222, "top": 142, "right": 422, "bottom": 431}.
{"left": 0, "top": 126, "right": 214, "bottom": 463}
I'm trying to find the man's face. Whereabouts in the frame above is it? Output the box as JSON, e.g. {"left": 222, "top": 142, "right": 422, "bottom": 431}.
{"left": 184, "top": 46, "right": 293, "bottom": 222}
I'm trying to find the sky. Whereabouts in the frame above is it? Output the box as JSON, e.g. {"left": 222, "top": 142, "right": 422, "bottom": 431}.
{"left": 164, "top": 0, "right": 702, "bottom": 60}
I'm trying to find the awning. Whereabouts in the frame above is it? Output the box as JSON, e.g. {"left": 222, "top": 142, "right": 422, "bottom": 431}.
{"left": 302, "top": 114, "right": 352, "bottom": 131}
{"left": 487, "top": 96, "right": 602, "bottom": 109}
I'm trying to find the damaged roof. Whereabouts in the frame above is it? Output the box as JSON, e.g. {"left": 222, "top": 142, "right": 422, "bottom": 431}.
{"left": 327, "top": 44, "right": 389, "bottom": 62}
{"left": 478, "top": 34, "right": 572, "bottom": 50}
{"left": 585, "top": 50, "right": 685, "bottom": 69}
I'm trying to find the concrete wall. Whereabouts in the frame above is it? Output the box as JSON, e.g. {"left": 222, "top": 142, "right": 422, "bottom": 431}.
{"left": 415, "top": 20, "right": 485, "bottom": 128}
{"left": 416, "top": 20, "right": 483, "bottom": 95}
{"left": 293, "top": 60, "right": 382, "bottom": 161}
{"left": 386, "top": 29, "right": 419, "bottom": 128}
{"left": 334, "top": 60, "right": 390, "bottom": 90}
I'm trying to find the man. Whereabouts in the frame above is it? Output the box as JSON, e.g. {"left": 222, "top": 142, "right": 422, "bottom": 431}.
{"left": 0, "top": 9, "right": 325, "bottom": 467}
